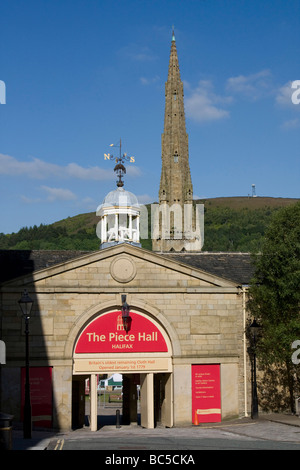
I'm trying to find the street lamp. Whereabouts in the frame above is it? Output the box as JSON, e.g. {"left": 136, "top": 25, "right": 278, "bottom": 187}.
{"left": 121, "top": 295, "right": 131, "bottom": 332}
{"left": 18, "top": 289, "right": 34, "bottom": 439}
{"left": 249, "top": 318, "right": 261, "bottom": 419}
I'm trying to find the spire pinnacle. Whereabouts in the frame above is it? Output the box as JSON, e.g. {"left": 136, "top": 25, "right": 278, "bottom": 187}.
{"left": 172, "top": 26, "right": 175, "bottom": 42}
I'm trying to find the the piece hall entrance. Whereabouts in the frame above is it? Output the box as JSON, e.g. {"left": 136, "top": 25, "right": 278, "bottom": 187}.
{"left": 72, "top": 309, "right": 173, "bottom": 430}
{"left": 72, "top": 371, "right": 173, "bottom": 430}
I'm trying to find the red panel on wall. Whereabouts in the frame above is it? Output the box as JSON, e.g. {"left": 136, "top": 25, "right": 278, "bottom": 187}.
{"left": 21, "top": 367, "right": 53, "bottom": 428}
{"left": 75, "top": 311, "right": 168, "bottom": 353}
{"left": 192, "top": 364, "right": 221, "bottom": 424}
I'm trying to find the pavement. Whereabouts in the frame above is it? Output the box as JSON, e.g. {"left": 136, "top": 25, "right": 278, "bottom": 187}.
{"left": 10, "top": 412, "right": 300, "bottom": 450}
{"left": 12, "top": 428, "right": 58, "bottom": 450}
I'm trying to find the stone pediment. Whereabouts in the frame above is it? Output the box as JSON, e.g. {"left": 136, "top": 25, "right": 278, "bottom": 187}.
{"left": 1, "top": 244, "right": 239, "bottom": 292}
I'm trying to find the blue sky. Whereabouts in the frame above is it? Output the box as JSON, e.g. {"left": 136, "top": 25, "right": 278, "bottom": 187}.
{"left": 1, "top": 0, "right": 299, "bottom": 234}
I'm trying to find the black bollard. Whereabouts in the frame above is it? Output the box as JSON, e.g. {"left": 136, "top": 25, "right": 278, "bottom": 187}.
{"left": 116, "top": 409, "right": 121, "bottom": 428}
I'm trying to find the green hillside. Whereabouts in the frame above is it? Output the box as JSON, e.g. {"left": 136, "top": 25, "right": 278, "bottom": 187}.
{"left": 0, "top": 197, "right": 298, "bottom": 252}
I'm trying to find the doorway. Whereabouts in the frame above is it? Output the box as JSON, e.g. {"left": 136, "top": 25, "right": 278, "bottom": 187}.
{"left": 123, "top": 372, "right": 173, "bottom": 428}
{"left": 72, "top": 375, "right": 87, "bottom": 429}
{"left": 72, "top": 372, "right": 173, "bottom": 430}
{"left": 154, "top": 373, "right": 172, "bottom": 427}
{"left": 122, "top": 374, "right": 140, "bottom": 425}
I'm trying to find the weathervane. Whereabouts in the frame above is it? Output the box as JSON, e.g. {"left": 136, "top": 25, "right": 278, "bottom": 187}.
{"left": 104, "top": 138, "right": 135, "bottom": 188}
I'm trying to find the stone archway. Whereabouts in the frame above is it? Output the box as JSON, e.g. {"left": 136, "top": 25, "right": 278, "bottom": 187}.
{"left": 69, "top": 304, "right": 175, "bottom": 430}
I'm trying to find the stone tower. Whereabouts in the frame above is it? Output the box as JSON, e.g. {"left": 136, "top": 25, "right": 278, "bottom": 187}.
{"left": 152, "top": 31, "right": 203, "bottom": 252}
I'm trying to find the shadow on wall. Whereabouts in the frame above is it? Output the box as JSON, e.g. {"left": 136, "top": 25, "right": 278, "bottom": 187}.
{"left": 0, "top": 250, "right": 85, "bottom": 430}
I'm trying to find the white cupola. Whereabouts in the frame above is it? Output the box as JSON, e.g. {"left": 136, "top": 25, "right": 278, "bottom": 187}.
{"left": 96, "top": 139, "right": 141, "bottom": 249}
{"left": 96, "top": 186, "right": 141, "bottom": 249}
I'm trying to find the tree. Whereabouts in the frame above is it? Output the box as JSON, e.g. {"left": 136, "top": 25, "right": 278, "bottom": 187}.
{"left": 247, "top": 201, "right": 300, "bottom": 412}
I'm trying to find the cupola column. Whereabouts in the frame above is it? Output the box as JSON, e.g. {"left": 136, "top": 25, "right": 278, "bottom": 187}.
{"left": 129, "top": 214, "right": 133, "bottom": 240}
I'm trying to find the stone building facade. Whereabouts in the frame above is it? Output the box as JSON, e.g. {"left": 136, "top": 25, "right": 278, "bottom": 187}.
{"left": 0, "top": 245, "right": 253, "bottom": 430}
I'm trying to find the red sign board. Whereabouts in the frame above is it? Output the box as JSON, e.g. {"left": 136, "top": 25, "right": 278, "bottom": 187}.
{"left": 192, "top": 364, "right": 221, "bottom": 424}
{"left": 75, "top": 311, "right": 168, "bottom": 354}
{"left": 21, "top": 367, "right": 53, "bottom": 428}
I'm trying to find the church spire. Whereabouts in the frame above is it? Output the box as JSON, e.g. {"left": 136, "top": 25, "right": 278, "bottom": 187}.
{"left": 152, "top": 31, "right": 203, "bottom": 252}
{"left": 159, "top": 30, "right": 193, "bottom": 207}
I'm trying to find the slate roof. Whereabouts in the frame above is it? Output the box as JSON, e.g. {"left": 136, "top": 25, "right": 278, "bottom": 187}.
{"left": 163, "top": 252, "right": 255, "bottom": 285}
{"left": 0, "top": 250, "right": 89, "bottom": 283}
{"left": 0, "top": 249, "right": 255, "bottom": 285}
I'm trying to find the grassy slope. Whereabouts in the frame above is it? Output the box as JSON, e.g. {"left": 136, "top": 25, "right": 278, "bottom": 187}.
{"left": 1, "top": 197, "right": 299, "bottom": 252}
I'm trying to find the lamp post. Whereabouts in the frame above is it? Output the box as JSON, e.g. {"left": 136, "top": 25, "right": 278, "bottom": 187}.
{"left": 249, "top": 318, "right": 261, "bottom": 419}
{"left": 121, "top": 295, "right": 131, "bottom": 332}
{"left": 18, "top": 289, "right": 34, "bottom": 439}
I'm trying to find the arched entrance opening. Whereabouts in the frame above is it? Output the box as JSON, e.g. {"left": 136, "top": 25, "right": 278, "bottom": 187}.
{"left": 72, "top": 309, "right": 173, "bottom": 430}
